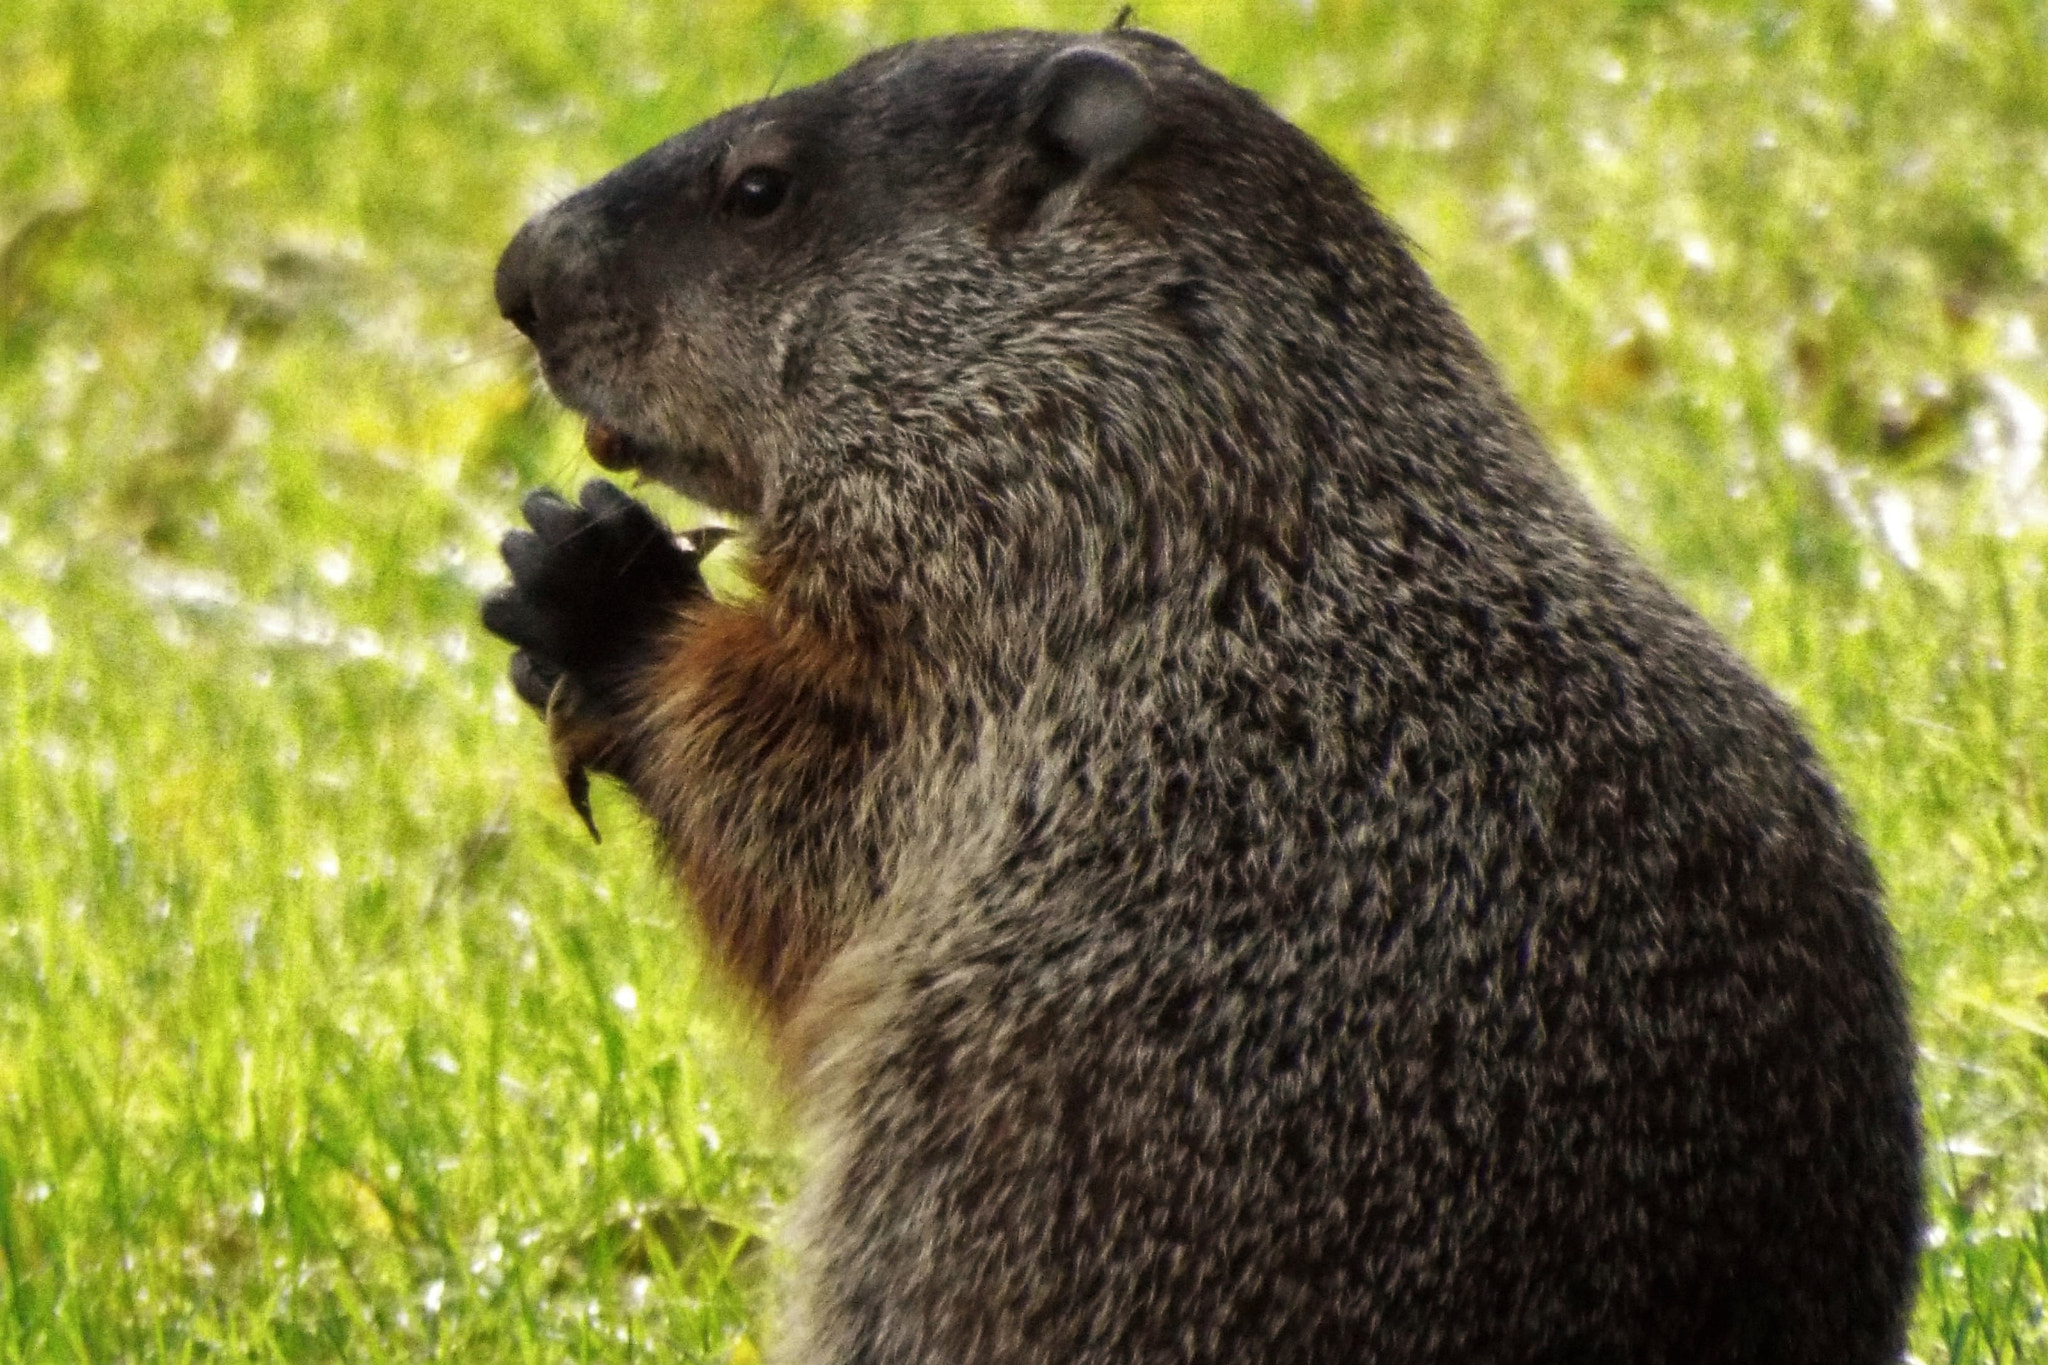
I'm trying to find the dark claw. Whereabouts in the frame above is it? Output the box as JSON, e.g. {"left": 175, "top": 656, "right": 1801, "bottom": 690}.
{"left": 509, "top": 650, "right": 560, "bottom": 711}
{"left": 481, "top": 588, "right": 554, "bottom": 656}
{"left": 579, "top": 479, "right": 641, "bottom": 519}
{"left": 561, "top": 763, "right": 600, "bottom": 843}
{"left": 575, "top": 480, "right": 675, "bottom": 575}
{"left": 521, "top": 487, "right": 585, "bottom": 543}
{"left": 500, "top": 529, "right": 550, "bottom": 589}
{"left": 687, "top": 525, "right": 736, "bottom": 558}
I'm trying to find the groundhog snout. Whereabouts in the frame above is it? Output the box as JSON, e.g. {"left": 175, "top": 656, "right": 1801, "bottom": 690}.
{"left": 495, "top": 208, "right": 614, "bottom": 355}
{"left": 494, "top": 216, "right": 558, "bottom": 344}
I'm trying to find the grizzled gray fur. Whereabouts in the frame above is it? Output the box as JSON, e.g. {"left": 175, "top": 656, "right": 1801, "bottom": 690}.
{"left": 485, "top": 26, "right": 1922, "bottom": 1365}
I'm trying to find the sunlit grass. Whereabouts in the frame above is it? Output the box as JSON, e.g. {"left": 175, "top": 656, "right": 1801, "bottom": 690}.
{"left": 3, "top": 0, "right": 2046, "bottom": 1359}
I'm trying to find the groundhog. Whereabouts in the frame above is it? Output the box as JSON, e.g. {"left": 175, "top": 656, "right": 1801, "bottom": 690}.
{"left": 482, "top": 26, "right": 1922, "bottom": 1365}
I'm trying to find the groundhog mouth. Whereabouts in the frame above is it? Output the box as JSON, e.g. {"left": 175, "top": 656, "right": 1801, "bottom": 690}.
{"left": 577, "top": 412, "right": 760, "bottom": 517}
{"left": 582, "top": 419, "right": 645, "bottom": 473}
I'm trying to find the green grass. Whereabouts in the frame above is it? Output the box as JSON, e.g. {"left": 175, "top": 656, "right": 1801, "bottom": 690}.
{"left": 2, "top": 0, "right": 2045, "bottom": 1358}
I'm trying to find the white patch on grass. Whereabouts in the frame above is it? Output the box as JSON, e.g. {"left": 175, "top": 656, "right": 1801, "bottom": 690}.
{"left": 611, "top": 983, "right": 638, "bottom": 1014}
{"left": 471, "top": 1239, "right": 504, "bottom": 1276}
{"left": 491, "top": 679, "right": 522, "bottom": 725}
{"left": 133, "top": 562, "right": 240, "bottom": 608}
{"left": 1780, "top": 423, "right": 1875, "bottom": 537}
{"left": 1970, "top": 374, "right": 2047, "bottom": 536}
{"left": 1941, "top": 1135, "right": 1998, "bottom": 1158}
{"left": 206, "top": 333, "right": 241, "bottom": 373}
{"left": 253, "top": 603, "right": 338, "bottom": 648}
{"left": 2000, "top": 314, "right": 2041, "bottom": 360}
{"left": 1488, "top": 190, "right": 1537, "bottom": 244}
{"left": 12, "top": 610, "right": 54, "bottom": 657}
{"left": 1873, "top": 490, "right": 1924, "bottom": 571}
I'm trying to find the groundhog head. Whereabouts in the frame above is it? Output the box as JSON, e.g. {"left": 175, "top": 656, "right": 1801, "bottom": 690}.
{"left": 494, "top": 29, "right": 1429, "bottom": 548}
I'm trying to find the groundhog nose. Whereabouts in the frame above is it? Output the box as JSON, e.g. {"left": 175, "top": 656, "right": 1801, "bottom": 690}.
{"left": 494, "top": 221, "right": 548, "bottom": 342}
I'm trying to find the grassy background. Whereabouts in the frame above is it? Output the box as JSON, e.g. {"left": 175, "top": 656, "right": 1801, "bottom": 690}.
{"left": 3, "top": 0, "right": 2046, "bottom": 1359}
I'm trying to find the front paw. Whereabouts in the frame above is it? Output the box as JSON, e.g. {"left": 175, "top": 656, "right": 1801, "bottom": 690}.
{"left": 482, "top": 479, "right": 712, "bottom": 709}
{"left": 481, "top": 480, "right": 716, "bottom": 831}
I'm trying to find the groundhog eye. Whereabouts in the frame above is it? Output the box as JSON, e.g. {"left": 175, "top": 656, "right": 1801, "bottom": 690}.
{"left": 724, "top": 166, "right": 791, "bottom": 220}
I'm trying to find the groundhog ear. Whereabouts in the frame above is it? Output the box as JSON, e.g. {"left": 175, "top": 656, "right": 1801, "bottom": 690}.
{"left": 1024, "top": 47, "right": 1156, "bottom": 178}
